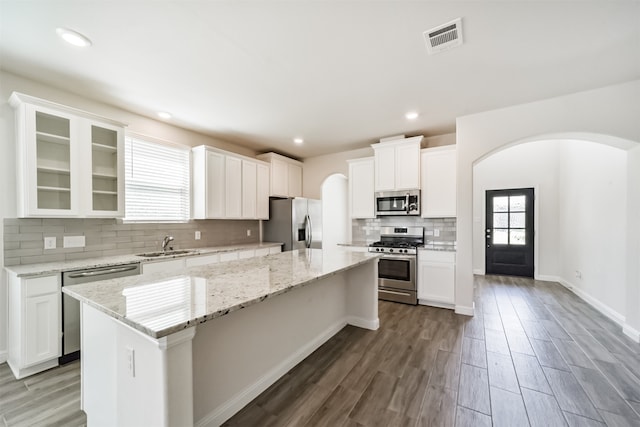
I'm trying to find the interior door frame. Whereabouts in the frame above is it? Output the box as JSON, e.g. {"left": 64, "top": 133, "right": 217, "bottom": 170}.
{"left": 481, "top": 185, "right": 539, "bottom": 278}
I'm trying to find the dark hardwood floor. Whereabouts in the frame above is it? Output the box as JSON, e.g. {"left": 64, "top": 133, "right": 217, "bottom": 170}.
{"left": 2, "top": 275, "right": 639, "bottom": 426}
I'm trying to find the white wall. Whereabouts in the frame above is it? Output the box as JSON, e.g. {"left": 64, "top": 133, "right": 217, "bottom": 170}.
{"left": 558, "top": 140, "right": 628, "bottom": 321}
{"left": 457, "top": 80, "right": 640, "bottom": 335}
{"left": 473, "top": 141, "right": 561, "bottom": 278}
{"left": 321, "top": 174, "right": 348, "bottom": 248}
{"left": 0, "top": 70, "right": 261, "bottom": 362}
{"left": 625, "top": 145, "right": 640, "bottom": 339}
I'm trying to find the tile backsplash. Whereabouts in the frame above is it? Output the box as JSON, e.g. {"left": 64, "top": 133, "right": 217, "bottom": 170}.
{"left": 3, "top": 218, "right": 259, "bottom": 266}
{"left": 352, "top": 216, "right": 456, "bottom": 249}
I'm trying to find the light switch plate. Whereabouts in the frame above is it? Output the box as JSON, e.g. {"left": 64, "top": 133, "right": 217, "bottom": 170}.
{"left": 63, "top": 235, "right": 86, "bottom": 248}
{"left": 44, "top": 236, "right": 56, "bottom": 250}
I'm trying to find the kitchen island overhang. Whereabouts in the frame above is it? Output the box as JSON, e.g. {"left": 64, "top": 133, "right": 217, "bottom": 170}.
{"left": 63, "top": 248, "right": 380, "bottom": 427}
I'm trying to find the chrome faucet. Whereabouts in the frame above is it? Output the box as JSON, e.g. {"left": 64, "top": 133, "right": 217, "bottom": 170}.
{"left": 161, "top": 235, "right": 174, "bottom": 252}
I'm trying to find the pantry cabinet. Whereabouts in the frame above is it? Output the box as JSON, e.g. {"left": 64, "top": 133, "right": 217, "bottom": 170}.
{"left": 7, "top": 272, "right": 61, "bottom": 379}
{"left": 372, "top": 136, "right": 422, "bottom": 191}
{"left": 417, "top": 249, "right": 455, "bottom": 308}
{"left": 347, "top": 157, "right": 375, "bottom": 219}
{"left": 192, "top": 146, "right": 270, "bottom": 220}
{"left": 9, "top": 92, "right": 125, "bottom": 218}
{"left": 421, "top": 145, "right": 457, "bottom": 218}
{"left": 256, "top": 152, "right": 303, "bottom": 198}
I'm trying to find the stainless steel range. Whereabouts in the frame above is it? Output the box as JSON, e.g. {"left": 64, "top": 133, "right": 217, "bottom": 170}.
{"left": 369, "top": 226, "right": 423, "bottom": 305}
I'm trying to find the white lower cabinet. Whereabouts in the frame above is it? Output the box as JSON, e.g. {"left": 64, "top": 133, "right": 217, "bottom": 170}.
{"left": 7, "top": 272, "right": 61, "bottom": 379}
{"left": 185, "top": 254, "right": 219, "bottom": 268}
{"left": 417, "top": 250, "right": 456, "bottom": 308}
{"left": 142, "top": 258, "right": 186, "bottom": 275}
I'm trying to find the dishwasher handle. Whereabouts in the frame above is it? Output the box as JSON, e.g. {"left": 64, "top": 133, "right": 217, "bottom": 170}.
{"left": 66, "top": 265, "right": 139, "bottom": 279}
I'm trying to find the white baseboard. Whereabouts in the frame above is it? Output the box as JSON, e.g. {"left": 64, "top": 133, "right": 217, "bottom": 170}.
{"left": 473, "top": 269, "right": 484, "bottom": 275}
{"left": 623, "top": 324, "right": 640, "bottom": 343}
{"left": 346, "top": 315, "right": 379, "bottom": 331}
{"left": 556, "top": 277, "right": 626, "bottom": 328}
{"left": 195, "top": 317, "right": 348, "bottom": 427}
{"left": 419, "top": 299, "right": 455, "bottom": 310}
{"left": 0, "top": 350, "right": 6, "bottom": 364}
{"left": 535, "top": 274, "right": 560, "bottom": 282}
{"left": 455, "top": 303, "right": 475, "bottom": 316}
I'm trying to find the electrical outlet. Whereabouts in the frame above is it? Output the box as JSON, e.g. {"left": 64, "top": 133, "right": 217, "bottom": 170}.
{"left": 247, "top": 229, "right": 251, "bottom": 237}
{"left": 126, "top": 347, "right": 135, "bottom": 377}
{"left": 575, "top": 270, "right": 582, "bottom": 279}
{"left": 434, "top": 229, "right": 440, "bottom": 237}
{"left": 195, "top": 231, "right": 201, "bottom": 240}
{"left": 44, "top": 236, "right": 56, "bottom": 250}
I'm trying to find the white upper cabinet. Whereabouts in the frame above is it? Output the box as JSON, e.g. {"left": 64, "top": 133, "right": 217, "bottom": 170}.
{"left": 372, "top": 136, "right": 422, "bottom": 191}
{"left": 256, "top": 152, "right": 303, "bottom": 198}
{"left": 347, "top": 157, "right": 375, "bottom": 219}
{"left": 9, "top": 92, "right": 125, "bottom": 218}
{"left": 192, "top": 145, "right": 270, "bottom": 220}
{"left": 225, "top": 156, "right": 242, "bottom": 218}
{"left": 421, "top": 145, "right": 457, "bottom": 218}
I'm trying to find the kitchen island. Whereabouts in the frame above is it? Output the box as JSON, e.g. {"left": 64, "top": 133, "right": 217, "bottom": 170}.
{"left": 63, "top": 248, "right": 380, "bottom": 427}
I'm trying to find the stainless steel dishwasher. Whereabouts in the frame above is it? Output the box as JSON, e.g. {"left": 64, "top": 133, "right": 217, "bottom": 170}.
{"left": 60, "top": 263, "right": 141, "bottom": 364}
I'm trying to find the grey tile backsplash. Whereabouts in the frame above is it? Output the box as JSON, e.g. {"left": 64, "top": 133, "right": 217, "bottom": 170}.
{"left": 3, "top": 218, "right": 259, "bottom": 266}
{"left": 352, "top": 216, "right": 456, "bottom": 249}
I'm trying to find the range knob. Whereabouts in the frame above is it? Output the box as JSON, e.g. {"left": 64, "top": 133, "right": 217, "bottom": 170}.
{"left": 389, "top": 249, "right": 394, "bottom": 253}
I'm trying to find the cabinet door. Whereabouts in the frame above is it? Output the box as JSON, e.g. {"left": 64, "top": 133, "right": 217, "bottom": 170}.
{"left": 395, "top": 143, "right": 420, "bottom": 190}
{"left": 143, "top": 258, "right": 186, "bottom": 275}
{"left": 256, "top": 163, "right": 270, "bottom": 219}
{"left": 417, "top": 261, "right": 455, "bottom": 304}
{"left": 25, "top": 293, "right": 60, "bottom": 366}
{"left": 374, "top": 145, "right": 395, "bottom": 191}
{"left": 242, "top": 160, "right": 257, "bottom": 218}
{"left": 421, "top": 147, "right": 456, "bottom": 217}
{"left": 24, "top": 104, "right": 80, "bottom": 217}
{"left": 87, "top": 121, "right": 124, "bottom": 217}
{"left": 288, "top": 164, "right": 302, "bottom": 197}
{"left": 348, "top": 159, "right": 375, "bottom": 219}
{"left": 206, "top": 151, "right": 226, "bottom": 218}
{"left": 225, "top": 156, "right": 242, "bottom": 218}
{"left": 271, "top": 158, "right": 288, "bottom": 197}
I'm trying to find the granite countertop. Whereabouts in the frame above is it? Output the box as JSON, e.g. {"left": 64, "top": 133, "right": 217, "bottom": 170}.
{"left": 62, "top": 248, "right": 380, "bottom": 339}
{"left": 420, "top": 244, "right": 457, "bottom": 252}
{"left": 4, "top": 242, "right": 283, "bottom": 277}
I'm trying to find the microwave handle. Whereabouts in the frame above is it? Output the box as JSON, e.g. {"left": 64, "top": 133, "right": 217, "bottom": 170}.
{"left": 405, "top": 193, "right": 409, "bottom": 214}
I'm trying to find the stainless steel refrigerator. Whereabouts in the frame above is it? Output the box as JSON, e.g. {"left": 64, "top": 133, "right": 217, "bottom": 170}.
{"left": 263, "top": 198, "right": 322, "bottom": 251}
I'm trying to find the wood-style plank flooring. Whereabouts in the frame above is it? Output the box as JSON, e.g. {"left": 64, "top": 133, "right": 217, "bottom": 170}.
{"left": 225, "top": 276, "right": 640, "bottom": 426}
{"left": 1, "top": 275, "right": 639, "bottom": 426}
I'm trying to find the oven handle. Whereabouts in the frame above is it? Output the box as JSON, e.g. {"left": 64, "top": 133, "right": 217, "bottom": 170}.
{"left": 380, "top": 255, "right": 416, "bottom": 262}
{"left": 380, "top": 289, "right": 412, "bottom": 297}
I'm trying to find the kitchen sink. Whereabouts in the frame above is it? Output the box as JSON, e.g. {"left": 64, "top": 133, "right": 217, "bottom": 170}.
{"left": 136, "top": 250, "right": 199, "bottom": 258}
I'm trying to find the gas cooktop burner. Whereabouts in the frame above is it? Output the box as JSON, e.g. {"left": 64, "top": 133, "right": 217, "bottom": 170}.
{"left": 370, "top": 241, "right": 416, "bottom": 249}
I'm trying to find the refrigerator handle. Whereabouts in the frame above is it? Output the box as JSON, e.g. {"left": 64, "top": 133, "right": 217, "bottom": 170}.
{"left": 305, "top": 214, "right": 312, "bottom": 248}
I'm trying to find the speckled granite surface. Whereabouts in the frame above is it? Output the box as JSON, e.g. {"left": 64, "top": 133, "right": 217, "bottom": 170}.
{"left": 420, "top": 244, "right": 457, "bottom": 252}
{"left": 62, "top": 248, "right": 380, "bottom": 339}
{"left": 4, "top": 242, "right": 283, "bottom": 277}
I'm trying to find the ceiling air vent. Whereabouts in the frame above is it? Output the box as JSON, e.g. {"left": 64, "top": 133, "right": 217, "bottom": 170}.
{"left": 423, "top": 18, "right": 463, "bottom": 55}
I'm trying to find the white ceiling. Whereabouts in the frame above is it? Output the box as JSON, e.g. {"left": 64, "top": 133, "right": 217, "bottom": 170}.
{"left": 1, "top": 1, "right": 639, "bottom": 158}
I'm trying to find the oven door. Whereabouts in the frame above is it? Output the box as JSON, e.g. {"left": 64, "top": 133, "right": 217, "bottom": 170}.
{"left": 378, "top": 255, "right": 415, "bottom": 291}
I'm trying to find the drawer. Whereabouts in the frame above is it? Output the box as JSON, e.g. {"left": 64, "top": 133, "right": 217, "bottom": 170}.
{"left": 238, "top": 249, "right": 255, "bottom": 259}
{"left": 25, "top": 275, "right": 60, "bottom": 297}
{"left": 254, "top": 248, "right": 270, "bottom": 257}
{"left": 143, "top": 259, "right": 185, "bottom": 275}
{"left": 185, "top": 254, "right": 219, "bottom": 268}
{"left": 219, "top": 252, "right": 239, "bottom": 262}
{"left": 419, "top": 250, "right": 455, "bottom": 263}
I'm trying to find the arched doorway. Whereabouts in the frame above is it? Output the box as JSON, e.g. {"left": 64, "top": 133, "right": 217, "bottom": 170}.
{"left": 321, "top": 173, "right": 348, "bottom": 249}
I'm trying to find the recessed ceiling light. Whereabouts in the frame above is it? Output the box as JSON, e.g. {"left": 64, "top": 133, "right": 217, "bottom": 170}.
{"left": 293, "top": 138, "right": 304, "bottom": 144}
{"left": 56, "top": 28, "right": 92, "bottom": 47}
{"left": 405, "top": 111, "right": 419, "bottom": 120}
{"left": 157, "top": 112, "right": 172, "bottom": 120}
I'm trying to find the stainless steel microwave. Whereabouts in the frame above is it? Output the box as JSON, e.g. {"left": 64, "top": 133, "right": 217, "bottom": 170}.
{"left": 375, "top": 190, "right": 420, "bottom": 216}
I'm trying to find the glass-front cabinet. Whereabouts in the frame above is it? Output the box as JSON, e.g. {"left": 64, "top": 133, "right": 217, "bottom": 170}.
{"left": 10, "top": 92, "right": 125, "bottom": 218}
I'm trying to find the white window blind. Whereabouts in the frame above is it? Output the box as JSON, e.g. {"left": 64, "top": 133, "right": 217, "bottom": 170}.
{"left": 124, "top": 136, "right": 190, "bottom": 221}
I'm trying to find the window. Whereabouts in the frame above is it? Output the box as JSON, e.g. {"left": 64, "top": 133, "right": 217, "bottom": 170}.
{"left": 124, "top": 136, "right": 190, "bottom": 221}
{"left": 492, "top": 195, "right": 526, "bottom": 245}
